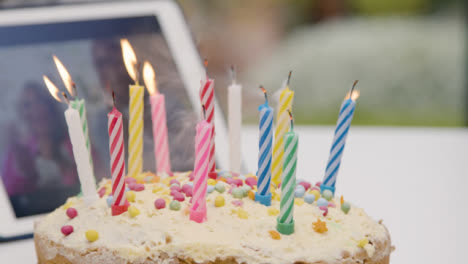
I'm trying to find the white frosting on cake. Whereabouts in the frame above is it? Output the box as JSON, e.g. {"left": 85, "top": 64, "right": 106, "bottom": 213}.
{"left": 35, "top": 172, "right": 391, "bottom": 264}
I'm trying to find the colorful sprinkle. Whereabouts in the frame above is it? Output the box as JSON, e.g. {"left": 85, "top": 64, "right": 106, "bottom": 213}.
{"left": 169, "top": 200, "right": 181, "bottom": 211}
{"left": 232, "top": 200, "right": 244, "bottom": 207}
{"left": 106, "top": 195, "right": 113, "bottom": 207}
{"left": 328, "top": 202, "right": 336, "bottom": 208}
{"left": 299, "top": 181, "right": 311, "bottom": 190}
{"left": 62, "top": 201, "right": 73, "bottom": 210}
{"left": 304, "top": 194, "right": 315, "bottom": 204}
{"left": 173, "top": 192, "right": 185, "bottom": 202}
{"left": 61, "top": 225, "right": 74, "bottom": 236}
{"left": 310, "top": 190, "right": 320, "bottom": 201}
{"left": 170, "top": 184, "right": 181, "bottom": 192}
{"left": 236, "top": 208, "right": 248, "bottom": 219}
{"left": 340, "top": 195, "right": 344, "bottom": 205}
{"left": 317, "top": 198, "right": 328, "bottom": 207}
{"left": 341, "top": 201, "right": 351, "bottom": 214}
{"left": 207, "top": 185, "right": 215, "bottom": 194}
{"left": 169, "top": 179, "right": 180, "bottom": 186}
{"left": 154, "top": 198, "right": 166, "bottom": 209}
{"left": 66, "top": 208, "right": 77, "bottom": 219}
{"left": 208, "top": 172, "right": 218, "bottom": 180}
{"left": 85, "top": 230, "right": 99, "bottom": 242}
{"left": 125, "top": 177, "right": 136, "bottom": 185}
{"left": 295, "top": 185, "right": 306, "bottom": 198}
{"left": 312, "top": 219, "right": 328, "bottom": 233}
{"left": 126, "top": 191, "right": 136, "bottom": 202}
{"left": 269, "top": 230, "right": 281, "bottom": 240}
{"left": 128, "top": 183, "right": 145, "bottom": 192}
{"left": 319, "top": 206, "right": 328, "bottom": 216}
{"left": 248, "top": 190, "right": 255, "bottom": 200}
{"left": 267, "top": 207, "right": 279, "bottom": 216}
{"left": 322, "top": 189, "right": 333, "bottom": 201}
{"left": 215, "top": 182, "right": 225, "bottom": 193}
{"left": 215, "top": 196, "right": 225, "bottom": 207}
{"left": 241, "top": 185, "right": 251, "bottom": 196}
{"left": 232, "top": 187, "right": 244, "bottom": 199}
{"left": 98, "top": 187, "right": 106, "bottom": 198}
{"left": 358, "top": 238, "right": 369, "bottom": 248}
{"left": 128, "top": 206, "right": 140, "bottom": 218}
{"left": 295, "top": 198, "right": 305, "bottom": 206}
{"left": 245, "top": 177, "right": 257, "bottom": 187}
{"left": 207, "top": 179, "right": 217, "bottom": 186}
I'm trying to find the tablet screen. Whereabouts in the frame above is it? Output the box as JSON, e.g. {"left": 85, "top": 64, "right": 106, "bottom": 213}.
{"left": 0, "top": 16, "right": 197, "bottom": 217}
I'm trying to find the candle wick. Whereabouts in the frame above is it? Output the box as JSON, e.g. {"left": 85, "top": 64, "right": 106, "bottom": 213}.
{"left": 62, "top": 92, "right": 70, "bottom": 105}
{"left": 230, "top": 65, "right": 236, "bottom": 84}
{"left": 202, "top": 104, "right": 206, "bottom": 120}
{"left": 350, "top": 80, "right": 359, "bottom": 95}
{"left": 287, "top": 71, "right": 292, "bottom": 86}
{"left": 288, "top": 110, "right": 294, "bottom": 130}
{"left": 71, "top": 82, "right": 78, "bottom": 98}
{"left": 259, "top": 85, "right": 268, "bottom": 104}
{"left": 135, "top": 62, "right": 141, "bottom": 86}
{"left": 112, "top": 90, "right": 116, "bottom": 107}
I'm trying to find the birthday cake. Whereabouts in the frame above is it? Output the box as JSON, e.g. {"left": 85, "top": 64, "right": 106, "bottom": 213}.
{"left": 34, "top": 171, "right": 392, "bottom": 264}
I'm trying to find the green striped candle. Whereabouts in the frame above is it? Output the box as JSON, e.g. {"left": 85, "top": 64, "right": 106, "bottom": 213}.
{"left": 276, "top": 113, "right": 298, "bottom": 235}
{"left": 70, "top": 98, "right": 93, "bottom": 170}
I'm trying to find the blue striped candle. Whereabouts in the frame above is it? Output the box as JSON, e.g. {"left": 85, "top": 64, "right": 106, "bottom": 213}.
{"left": 322, "top": 81, "right": 360, "bottom": 195}
{"left": 255, "top": 86, "right": 273, "bottom": 206}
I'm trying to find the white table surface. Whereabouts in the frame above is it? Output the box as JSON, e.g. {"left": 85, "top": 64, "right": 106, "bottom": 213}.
{"left": 1, "top": 125, "right": 467, "bottom": 263}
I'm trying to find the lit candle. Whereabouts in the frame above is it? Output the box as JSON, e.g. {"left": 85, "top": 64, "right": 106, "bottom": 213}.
{"left": 108, "top": 91, "right": 129, "bottom": 216}
{"left": 43, "top": 76, "right": 97, "bottom": 204}
{"left": 190, "top": 106, "right": 213, "bottom": 223}
{"left": 121, "top": 39, "right": 144, "bottom": 178}
{"left": 272, "top": 72, "right": 294, "bottom": 186}
{"left": 53, "top": 55, "right": 93, "bottom": 171}
{"left": 255, "top": 86, "right": 273, "bottom": 206}
{"left": 277, "top": 110, "right": 298, "bottom": 235}
{"left": 322, "top": 81, "right": 360, "bottom": 195}
{"left": 228, "top": 66, "right": 242, "bottom": 173}
{"left": 199, "top": 59, "right": 216, "bottom": 174}
{"left": 143, "top": 61, "right": 171, "bottom": 175}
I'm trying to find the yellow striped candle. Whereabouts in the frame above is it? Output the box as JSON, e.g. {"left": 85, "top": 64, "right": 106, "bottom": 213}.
{"left": 121, "top": 39, "right": 144, "bottom": 178}
{"left": 272, "top": 72, "right": 294, "bottom": 186}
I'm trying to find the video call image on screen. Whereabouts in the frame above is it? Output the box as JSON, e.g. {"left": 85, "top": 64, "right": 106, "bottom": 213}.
{"left": 0, "top": 16, "right": 197, "bottom": 217}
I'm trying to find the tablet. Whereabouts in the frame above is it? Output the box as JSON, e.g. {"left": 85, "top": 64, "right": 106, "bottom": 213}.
{"left": 0, "top": 0, "right": 229, "bottom": 237}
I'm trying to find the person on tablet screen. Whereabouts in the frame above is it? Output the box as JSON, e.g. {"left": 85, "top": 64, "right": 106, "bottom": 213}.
{"left": 1, "top": 81, "right": 78, "bottom": 196}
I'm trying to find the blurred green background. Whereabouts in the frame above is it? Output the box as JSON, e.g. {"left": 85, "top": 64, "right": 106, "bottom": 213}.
{"left": 179, "top": 0, "right": 466, "bottom": 126}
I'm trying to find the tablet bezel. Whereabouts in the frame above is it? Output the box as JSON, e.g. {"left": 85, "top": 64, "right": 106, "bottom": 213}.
{"left": 0, "top": 0, "right": 229, "bottom": 237}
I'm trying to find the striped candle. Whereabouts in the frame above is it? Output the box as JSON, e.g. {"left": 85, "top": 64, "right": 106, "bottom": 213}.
{"left": 190, "top": 118, "right": 213, "bottom": 223}
{"left": 144, "top": 61, "right": 171, "bottom": 174}
{"left": 272, "top": 73, "right": 294, "bottom": 186}
{"left": 255, "top": 86, "right": 273, "bottom": 206}
{"left": 128, "top": 84, "right": 144, "bottom": 178}
{"left": 199, "top": 62, "right": 216, "bottom": 173}
{"left": 322, "top": 81, "right": 360, "bottom": 195}
{"left": 277, "top": 112, "right": 298, "bottom": 235}
{"left": 70, "top": 99, "right": 93, "bottom": 170}
{"left": 108, "top": 106, "right": 128, "bottom": 215}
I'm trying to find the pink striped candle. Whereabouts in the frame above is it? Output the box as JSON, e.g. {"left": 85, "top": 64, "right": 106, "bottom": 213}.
{"left": 190, "top": 117, "right": 213, "bottom": 223}
{"left": 143, "top": 62, "right": 171, "bottom": 175}
{"left": 108, "top": 104, "right": 128, "bottom": 216}
{"left": 199, "top": 60, "right": 215, "bottom": 174}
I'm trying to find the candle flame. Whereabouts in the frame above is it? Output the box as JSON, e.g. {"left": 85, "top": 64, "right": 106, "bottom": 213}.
{"left": 121, "top": 38, "right": 138, "bottom": 83}
{"left": 143, "top": 61, "right": 158, "bottom": 95}
{"left": 43, "top": 75, "right": 63, "bottom": 102}
{"left": 53, "top": 55, "right": 75, "bottom": 97}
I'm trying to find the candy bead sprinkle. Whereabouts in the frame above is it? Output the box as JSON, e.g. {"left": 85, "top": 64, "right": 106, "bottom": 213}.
{"left": 232, "top": 187, "right": 244, "bottom": 199}
{"left": 304, "top": 194, "right": 315, "bottom": 204}
{"left": 317, "top": 198, "right": 328, "bottom": 207}
{"left": 310, "top": 190, "right": 320, "bottom": 201}
{"left": 215, "top": 196, "right": 225, "bottom": 207}
{"left": 85, "top": 230, "right": 99, "bottom": 242}
{"left": 106, "top": 195, "right": 113, "bottom": 207}
{"left": 128, "top": 206, "right": 140, "bottom": 218}
{"left": 358, "top": 238, "right": 369, "bottom": 248}
{"left": 312, "top": 219, "right": 328, "bottom": 233}
{"left": 126, "top": 191, "right": 136, "bottom": 203}
{"left": 269, "top": 230, "right": 281, "bottom": 240}
{"left": 341, "top": 201, "right": 351, "bottom": 214}
{"left": 215, "top": 182, "right": 225, "bottom": 193}
{"left": 66, "top": 208, "right": 77, "bottom": 219}
{"left": 207, "top": 185, "right": 215, "bottom": 194}
{"left": 154, "top": 198, "right": 166, "bottom": 209}
{"left": 322, "top": 189, "right": 333, "bottom": 201}
{"left": 61, "top": 225, "right": 73, "bottom": 236}
{"left": 169, "top": 200, "right": 181, "bottom": 211}
{"left": 295, "top": 185, "right": 305, "bottom": 198}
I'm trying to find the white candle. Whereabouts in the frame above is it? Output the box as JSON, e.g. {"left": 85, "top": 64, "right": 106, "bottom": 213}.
{"left": 228, "top": 73, "right": 242, "bottom": 173}
{"left": 64, "top": 106, "right": 98, "bottom": 204}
